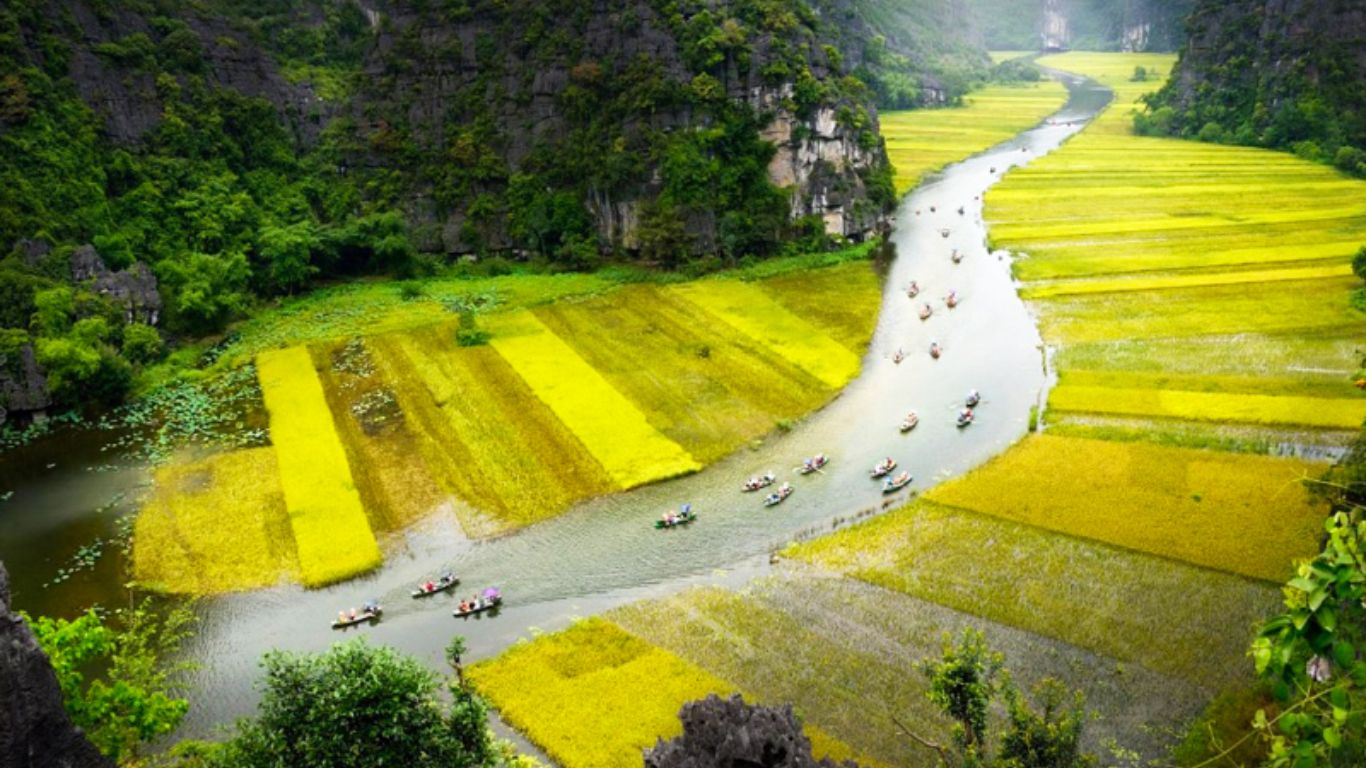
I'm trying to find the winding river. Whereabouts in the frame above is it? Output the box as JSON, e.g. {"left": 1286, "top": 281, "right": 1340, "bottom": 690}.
{"left": 0, "top": 71, "right": 1114, "bottom": 739}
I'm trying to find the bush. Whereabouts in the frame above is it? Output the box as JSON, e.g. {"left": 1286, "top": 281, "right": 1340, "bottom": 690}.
{"left": 1197, "top": 121, "right": 1225, "bottom": 143}
{"left": 1353, "top": 246, "right": 1366, "bottom": 282}
{"left": 1334, "top": 145, "right": 1366, "bottom": 176}
{"left": 455, "top": 310, "right": 490, "bottom": 347}
{"left": 208, "top": 640, "right": 495, "bottom": 768}
{"left": 122, "top": 322, "right": 165, "bottom": 364}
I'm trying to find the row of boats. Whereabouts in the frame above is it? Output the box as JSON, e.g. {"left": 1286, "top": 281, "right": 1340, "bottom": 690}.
{"left": 330, "top": 576, "right": 504, "bottom": 629}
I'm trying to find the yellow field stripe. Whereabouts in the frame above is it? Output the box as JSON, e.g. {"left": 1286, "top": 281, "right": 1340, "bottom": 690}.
{"left": 257, "top": 346, "right": 381, "bottom": 587}
{"left": 667, "top": 280, "right": 861, "bottom": 390}
{"left": 487, "top": 311, "right": 700, "bottom": 488}
{"left": 1022, "top": 263, "right": 1355, "bottom": 298}
{"left": 1049, "top": 384, "right": 1366, "bottom": 429}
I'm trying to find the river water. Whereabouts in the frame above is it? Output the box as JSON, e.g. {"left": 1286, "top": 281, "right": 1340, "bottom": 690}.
{"left": 0, "top": 72, "right": 1113, "bottom": 739}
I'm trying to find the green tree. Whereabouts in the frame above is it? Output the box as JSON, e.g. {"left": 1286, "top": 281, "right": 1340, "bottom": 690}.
{"left": 26, "top": 601, "right": 195, "bottom": 765}
{"left": 121, "top": 322, "right": 165, "bottom": 364}
{"left": 256, "top": 220, "right": 320, "bottom": 295}
{"left": 907, "top": 628, "right": 1095, "bottom": 768}
{"left": 211, "top": 639, "right": 496, "bottom": 768}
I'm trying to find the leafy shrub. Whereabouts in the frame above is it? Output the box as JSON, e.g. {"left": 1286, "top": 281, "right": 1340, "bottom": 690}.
{"left": 121, "top": 322, "right": 165, "bottom": 364}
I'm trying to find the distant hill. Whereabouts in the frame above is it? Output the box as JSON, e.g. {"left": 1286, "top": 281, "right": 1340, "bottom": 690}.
{"left": 967, "top": 0, "right": 1192, "bottom": 52}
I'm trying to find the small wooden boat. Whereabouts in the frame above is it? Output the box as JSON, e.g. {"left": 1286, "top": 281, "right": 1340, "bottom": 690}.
{"left": 655, "top": 510, "right": 697, "bottom": 529}
{"left": 453, "top": 594, "right": 502, "bottom": 618}
{"left": 899, "top": 413, "right": 919, "bottom": 432}
{"left": 798, "top": 454, "right": 829, "bottom": 475}
{"left": 742, "top": 472, "right": 776, "bottom": 492}
{"left": 957, "top": 410, "right": 975, "bottom": 428}
{"left": 940, "top": 228, "right": 951, "bottom": 239}
{"left": 951, "top": 250, "right": 964, "bottom": 264}
{"left": 966, "top": 392, "right": 981, "bottom": 408}
{"left": 411, "top": 574, "right": 459, "bottom": 598}
{"left": 764, "top": 485, "right": 794, "bottom": 507}
{"left": 892, "top": 349, "right": 905, "bottom": 365}
{"left": 883, "top": 471, "right": 912, "bottom": 493}
{"left": 946, "top": 292, "right": 959, "bottom": 308}
{"left": 906, "top": 282, "right": 920, "bottom": 299}
{"left": 870, "top": 459, "right": 897, "bottom": 479}
{"left": 918, "top": 304, "right": 933, "bottom": 320}
{"left": 957, "top": 206, "right": 965, "bottom": 215}
{"left": 332, "top": 604, "right": 382, "bottom": 629}
{"left": 929, "top": 343, "right": 941, "bottom": 360}
{"left": 929, "top": 205, "right": 936, "bottom": 212}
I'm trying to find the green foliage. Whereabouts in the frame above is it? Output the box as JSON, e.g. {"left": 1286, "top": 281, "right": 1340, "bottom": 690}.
{"left": 122, "top": 323, "right": 165, "bottom": 364}
{"left": 1352, "top": 246, "right": 1366, "bottom": 282}
{"left": 25, "top": 601, "right": 195, "bottom": 764}
{"left": 1245, "top": 434, "right": 1366, "bottom": 768}
{"left": 208, "top": 639, "right": 496, "bottom": 768}
{"left": 455, "top": 310, "right": 491, "bottom": 347}
{"left": 914, "top": 628, "right": 1095, "bottom": 768}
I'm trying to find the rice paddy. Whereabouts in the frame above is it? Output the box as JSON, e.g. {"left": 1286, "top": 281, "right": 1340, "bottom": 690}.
{"left": 487, "top": 310, "right": 703, "bottom": 488}
{"left": 925, "top": 434, "right": 1323, "bottom": 582}
{"left": 984, "top": 52, "right": 1366, "bottom": 434}
{"left": 666, "top": 280, "right": 862, "bottom": 389}
{"left": 881, "top": 80, "right": 1068, "bottom": 194}
{"left": 256, "top": 346, "right": 382, "bottom": 587}
{"left": 133, "top": 448, "right": 298, "bottom": 593}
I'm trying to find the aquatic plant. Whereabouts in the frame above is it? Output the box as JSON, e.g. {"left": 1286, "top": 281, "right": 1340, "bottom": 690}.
{"left": 257, "top": 347, "right": 380, "bottom": 587}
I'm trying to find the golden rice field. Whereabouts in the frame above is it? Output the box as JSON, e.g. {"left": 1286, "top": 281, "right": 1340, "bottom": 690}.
{"left": 137, "top": 258, "right": 882, "bottom": 590}
{"left": 986, "top": 52, "right": 1366, "bottom": 432}
{"left": 924, "top": 434, "right": 1323, "bottom": 582}
{"left": 133, "top": 448, "right": 298, "bottom": 593}
{"left": 256, "top": 347, "right": 382, "bottom": 587}
{"left": 881, "top": 80, "right": 1068, "bottom": 194}
{"left": 467, "top": 618, "right": 880, "bottom": 768}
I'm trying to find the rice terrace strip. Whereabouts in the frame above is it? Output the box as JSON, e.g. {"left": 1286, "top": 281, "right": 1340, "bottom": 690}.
{"left": 257, "top": 346, "right": 382, "bottom": 587}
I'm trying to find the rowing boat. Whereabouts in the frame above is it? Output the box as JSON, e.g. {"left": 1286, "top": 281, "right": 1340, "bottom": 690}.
{"left": 764, "top": 486, "right": 793, "bottom": 507}
{"left": 870, "top": 460, "right": 897, "bottom": 479}
{"left": 454, "top": 595, "right": 502, "bottom": 618}
{"left": 411, "top": 576, "right": 459, "bottom": 598}
{"left": 882, "top": 472, "right": 912, "bottom": 493}
{"left": 331, "top": 605, "right": 382, "bottom": 629}
{"left": 655, "top": 511, "right": 697, "bottom": 529}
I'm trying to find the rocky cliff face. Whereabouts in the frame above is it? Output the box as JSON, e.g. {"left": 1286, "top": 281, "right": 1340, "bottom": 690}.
{"left": 0, "top": 563, "right": 111, "bottom": 768}
{"left": 1143, "top": 0, "right": 1366, "bottom": 158}
{"left": 971, "top": 0, "right": 1191, "bottom": 52}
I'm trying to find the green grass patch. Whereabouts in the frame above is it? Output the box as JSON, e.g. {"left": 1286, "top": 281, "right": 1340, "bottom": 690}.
{"left": 785, "top": 500, "right": 1278, "bottom": 688}
{"left": 756, "top": 261, "right": 883, "bottom": 353}
{"left": 924, "top": 434, "right": 1324, "bottom": 582}
{"left": 257, "top": 346, "right": 381, "bottom": 587}
{"left": 133, "top": 447, "right": 299, "bottom": 594}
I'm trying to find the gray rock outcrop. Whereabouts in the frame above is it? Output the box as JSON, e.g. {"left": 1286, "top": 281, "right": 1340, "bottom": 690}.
{"left": 0, "top": 344, "right": 50, "bottom": 428}
{"left": 70, "top": 246, "right": 161, "bottom": 326}
{"left": 645, "top": 694, "right": 856, "bottom": 768}
{"left": 0, "top": 562, "right": 111, "bottom": 768}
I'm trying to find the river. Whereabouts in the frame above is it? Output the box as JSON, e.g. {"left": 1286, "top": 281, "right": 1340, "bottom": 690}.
{"left": 0, "top": 71, "right": 1113, "bottom": 740}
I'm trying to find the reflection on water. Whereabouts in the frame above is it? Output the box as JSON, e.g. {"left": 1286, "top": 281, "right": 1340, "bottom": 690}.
{"left": 0, "top": 72, "right": 1116, "bottom": 737}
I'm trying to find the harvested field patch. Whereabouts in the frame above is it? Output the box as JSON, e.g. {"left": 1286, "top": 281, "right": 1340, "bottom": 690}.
{"left": 924, "top": 434, "right": 1324, "bottom": 582}
{"left": 667, "top": 280, "right": 861, "bottom": 389}
{"left": 487, "top": 311, "right": 701, "bottom": 488}
{"left": 133, "top": 448, "right": 298, "bottom": 594}
{"left": 757, "top": 261, "right": 883, "bottom": 353}
{"left": 257, "top": 346, "right": 381, "bottom": 587}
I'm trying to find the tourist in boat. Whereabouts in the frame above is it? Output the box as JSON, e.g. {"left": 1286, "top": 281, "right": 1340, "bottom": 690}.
{"left": 966, "top": 389, "right": 980, "bottom": 407}
{"left": 348, "top": 608, "right": 357, "bottom": 621}
{"left": 338, "top": 610, "right": 347, "bottom": 624}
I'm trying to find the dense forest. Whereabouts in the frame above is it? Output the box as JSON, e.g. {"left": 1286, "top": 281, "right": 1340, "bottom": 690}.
{"left": 1136, "top": 0, "right": 1366, "bottom": 177}
{"left": 0, "top": 0, "right": 988, "bottom": 419}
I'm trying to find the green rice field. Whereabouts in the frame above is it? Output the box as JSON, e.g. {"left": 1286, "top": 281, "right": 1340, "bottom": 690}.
{"left": 881, "top": 80, "right": 1068, "bottom": 194}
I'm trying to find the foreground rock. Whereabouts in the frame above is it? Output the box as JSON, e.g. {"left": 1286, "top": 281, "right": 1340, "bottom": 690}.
{"left": 0, "top": 563, "right": 110, "bottom": 768}
{"left": 645, "top": 694, "right": 856, "bottom": 768}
